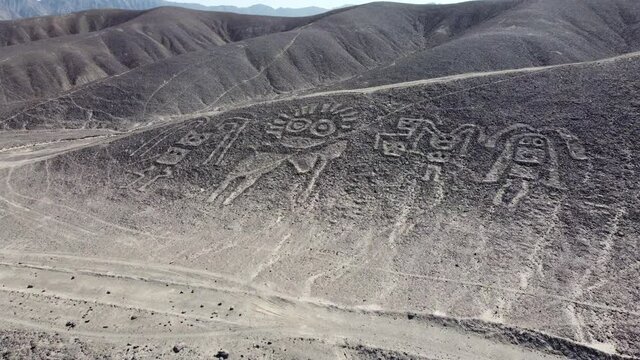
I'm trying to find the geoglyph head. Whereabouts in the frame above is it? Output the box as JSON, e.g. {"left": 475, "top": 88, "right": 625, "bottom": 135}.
{"left": 513, "top": 134, "right": 548, "bottom": 165}
{"left": 266, "top": 103, "right": 358, "bottom": 149}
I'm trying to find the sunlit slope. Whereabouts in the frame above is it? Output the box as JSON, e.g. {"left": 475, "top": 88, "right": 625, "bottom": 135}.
{"left": 4, "top": 0, "right": 640, "bottom": 130}
{"left": 0, "top": 7, "right": 323, "bottom": 109}
{"left": 1, "top": 50, "right": 638, "bottom": 357}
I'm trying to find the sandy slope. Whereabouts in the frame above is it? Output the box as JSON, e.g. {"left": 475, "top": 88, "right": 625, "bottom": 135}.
{"left": 0, "top": 53, "right": 638, "bottom": 358}
{"left": 0, "top": 251, "right": 570, "bottom": 359}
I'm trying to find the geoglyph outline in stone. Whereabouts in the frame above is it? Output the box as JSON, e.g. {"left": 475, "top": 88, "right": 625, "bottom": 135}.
{"left": 123, "top": 117, "right": 248, "bottom": 192}
{"left": 375, "top": 118, "right": 588, "bottom": 209}
{"left": 483, "top": 124, "right": 588, "bottom": 209}
{"left": 208, "top": 103, "right": 355, "bottom": 206}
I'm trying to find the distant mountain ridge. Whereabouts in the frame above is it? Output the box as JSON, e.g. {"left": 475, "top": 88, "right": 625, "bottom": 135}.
{"left": 0, "top": 0, "right": 327, "bottom": 20}
{"left": 0, "top": 0, "right": 48, "bottom": 20}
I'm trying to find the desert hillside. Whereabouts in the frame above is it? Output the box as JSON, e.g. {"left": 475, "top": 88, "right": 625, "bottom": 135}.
{"left": 0, "top": 0, "right": 638, "bottom": 359}
{"left": 3, "top": 0, "right": 640, "bottom": 130}
{"left": 0, "top": 0, "right": 326, "bottom": 20}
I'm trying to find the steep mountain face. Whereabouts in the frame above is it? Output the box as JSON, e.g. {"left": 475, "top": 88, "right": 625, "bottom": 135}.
{"left": 0, "top": 9, "right": 145, "bottom": 46}
{"left": 0, "top": 7, "right": 325, "bottom": 113}
{"left": 337, "top": 0, "right": 640, "bottom": 88}
{"left": 0, "top": 6, "right": 322, "bottom": 47}
{"left": 0, "top": 1, "right": 501, "bottom": 125}
{"left": 2, "top": 0, "right": 640, "bottom": 130}
{"left": 0, "top": 0, "right": 327, "bottom": 20}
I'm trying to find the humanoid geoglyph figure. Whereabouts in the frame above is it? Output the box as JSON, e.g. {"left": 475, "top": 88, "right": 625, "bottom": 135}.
{"left": 208, "top": 103, "right": 356, "bottom": 206}
{"left": 375, "top": 117, "right": 482, "bottom": 181}
{"left": 483, "top": 124, "right": 588, "bottom": 208}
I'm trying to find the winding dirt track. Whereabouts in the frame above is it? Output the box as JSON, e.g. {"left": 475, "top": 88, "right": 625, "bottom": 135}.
{"left": 301, "top": 51, "right": 640, "bottom": 98}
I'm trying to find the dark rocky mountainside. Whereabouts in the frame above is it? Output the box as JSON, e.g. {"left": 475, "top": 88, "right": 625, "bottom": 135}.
{"left": 2, "top": 0, "right": 640, "bottom": 130}
{"left": 337, "top": 0, "right": 640, "bottom": 88}
{"left": 1, "top": 44, "right": 638, "bottom": 359}
{"left": 0, "top": 7, "right": 327, "bottom": 114}
{"left": 0, "top": 0, "right": 326, "bottom": 20}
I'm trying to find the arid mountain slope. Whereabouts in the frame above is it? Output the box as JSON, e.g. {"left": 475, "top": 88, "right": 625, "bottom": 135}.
{"left": 2, "top": 0, "right": 640, "bottom": 130}
{"left": 0, "top": 7, "right": 326, "bottom": 108}
{"left": 0, "top": 48, "right": 638, "bottom": 358}
{"left": 0, "top": 9, "right": 146, "bottom": 46}
{"left": 0, "top": 0, "right": 327, "bottom": 20}
{"left": 0, "top": 0, "right": 638, "bottom": 358}
{"left": 337, "top": 0, "right": 640, "bottom": 88}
